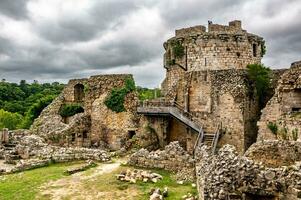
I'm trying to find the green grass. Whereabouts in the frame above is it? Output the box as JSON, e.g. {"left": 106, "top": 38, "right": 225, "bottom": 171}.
{"left": 0, "top": 162, "right": 84, "bottom": 200}
{"left": 83, "top": 166, "right": 197, "bottom": 200}
{"left": 0, "top": 163, "right": 197, "bottom": 200}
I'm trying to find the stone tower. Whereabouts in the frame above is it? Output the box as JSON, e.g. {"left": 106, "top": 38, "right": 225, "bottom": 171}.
{"left": 162, "top": 20, "right": 265, "bottom": 95}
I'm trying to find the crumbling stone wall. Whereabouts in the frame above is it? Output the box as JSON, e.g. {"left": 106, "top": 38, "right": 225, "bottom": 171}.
{"left": 0, "top": 134, "right": 110, "bottom": 175}
{"left": 31, "top": 74, "right": 139, "bottom": 150}
{"left": 196, "top": 144, "right": 301, "bottom": 200}
{"left": 245, "top": 140, "right": 301, "bottom": 167}
{"left": 128, "top": 141, "right": 195, "bottom": 181}
{"left": 258, "top": 61, "right": 301, "bottom": 141}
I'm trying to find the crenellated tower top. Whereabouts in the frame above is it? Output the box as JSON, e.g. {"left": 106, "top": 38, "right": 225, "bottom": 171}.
{"left": 163, "top": 20, "right": 265, "bottom": 71}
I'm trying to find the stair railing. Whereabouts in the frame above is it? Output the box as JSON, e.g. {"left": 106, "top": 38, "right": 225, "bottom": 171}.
{"left": 193, "top": 127, "right": 204, "bottom": 158}
{"left": 211, "top": 122, "right": 222, "bottom": 155}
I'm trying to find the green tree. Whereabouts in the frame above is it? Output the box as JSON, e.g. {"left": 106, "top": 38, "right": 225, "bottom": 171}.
{"left": 19, "top": 95, "right": 55, "bottom": 129}
{"left": 247, "top": 64, "right": 271, "bottom": 109}
{"left": 0, "top": 109, "right": 23, "bottom": 130}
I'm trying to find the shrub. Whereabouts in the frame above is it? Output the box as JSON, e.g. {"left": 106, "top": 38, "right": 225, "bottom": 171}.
{"left": 173, "top": 41, "right": 185, "bottom": 58}
{"left": 104, "top": 78, "right": 135, "bottom": 113}
{"left": 59, "top": 104, "right": 84, "bottom": 117}
{"left": 247, "top": 64, "right": 271, "bottom": 109}
{"left": 292, "top": 128, "right": 299, "bottom": 141}
{"left": 267, "top": 122, "right": 278, "bottom": 135}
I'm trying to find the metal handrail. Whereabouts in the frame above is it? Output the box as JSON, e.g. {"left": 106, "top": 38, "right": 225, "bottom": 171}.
{"left": 193, "top": 128, "right": 204, "bottom": 158}
{"left": 211, "top": 122, "right": 222, "bottom": 155}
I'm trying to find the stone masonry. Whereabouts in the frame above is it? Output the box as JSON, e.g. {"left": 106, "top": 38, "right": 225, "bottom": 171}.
{"left": 128, "top": 141, "right": 195, "bottom": 181}
{"left": 258, "top": 61, "right": 301, "bottom": 141}
{"left": 196, "top": 143, "right": 301, "bottom": 200}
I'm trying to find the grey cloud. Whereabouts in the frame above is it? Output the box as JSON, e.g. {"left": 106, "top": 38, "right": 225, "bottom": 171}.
{"left": 0, "top": 0, "right": 301, "bottom": 87}
{"left": 0, "top": 0, "right": 29, "bottom": 19}
{"left": 33, "top": 0, "right": 139, "bottom": 44}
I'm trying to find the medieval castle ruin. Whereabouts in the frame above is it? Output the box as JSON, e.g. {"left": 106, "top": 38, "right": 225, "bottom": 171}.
{"left": 1, "top": 20, "right": 301, "bottom": 200}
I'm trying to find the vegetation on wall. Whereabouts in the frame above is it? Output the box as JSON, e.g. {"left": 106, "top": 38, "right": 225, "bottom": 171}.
{"left": 261, "top": 40, "right": 267, "bottom": 57}
{"left": 104, "top": 78, "right": 136, "bottom": 113}
{"left": 172, "top": 40, "right": 185, "bottom": 58}
{"left": 267, "top": 122, "right": 299, "bottom": 141}
{"left": 247, "top": 64, "right": 271, "bottom": 109}
{"left": 59, "top": 104, "right": 84, "bottom": 117}
{"left": 292, "top": 128, "right": 299, "bottom": 141}
{"left": 267, "top": 122, "right": 278, "bottom": 135}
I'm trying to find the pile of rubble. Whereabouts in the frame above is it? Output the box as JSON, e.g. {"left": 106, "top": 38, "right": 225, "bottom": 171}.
{"left": 116, "top": 169, "right": 163, "bottom": 183}
{"left": 196, "top": 144, "right": 301, "bottom": 199}
{"left": 128, "top": 141, "right": 195, "bottom": 181}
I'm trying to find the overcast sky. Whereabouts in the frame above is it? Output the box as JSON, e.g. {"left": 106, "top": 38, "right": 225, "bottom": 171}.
{"left": 0, "top": 0, "right": 300, "bottom": 87}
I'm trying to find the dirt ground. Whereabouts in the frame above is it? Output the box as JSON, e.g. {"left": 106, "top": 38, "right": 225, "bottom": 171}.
{"left": 36, "top": 160, "right": 140, "bottom": 200}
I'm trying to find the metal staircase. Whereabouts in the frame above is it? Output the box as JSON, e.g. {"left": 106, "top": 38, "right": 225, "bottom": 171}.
{"left": 137, "top": 100, "right": 202, "bottom": 132}
{"left": 193, "top": 123, "right": 222, "bottom": 156}
{"left": 137, "top": 99, "right": 222, "bottom": 154}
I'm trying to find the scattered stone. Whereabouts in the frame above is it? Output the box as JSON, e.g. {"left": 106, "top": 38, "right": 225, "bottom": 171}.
{"left": 182, "top": 193, "right": 197, "bottom": 200}
{"left": 162, "top": 187, "right": 168, "bottom": 197}
{"left": 149, "top": 188, "right": 163, "bottom": 200}
{"left": 116, "top": 169, "right": 162, "bottom": 183}
{"left": 177, "top": 180, "right": 184, "bottom": 185}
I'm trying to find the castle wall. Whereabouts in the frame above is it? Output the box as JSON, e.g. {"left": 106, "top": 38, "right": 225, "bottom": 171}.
{"left": 175, "top": 70, "right": 259, "bottom": 154}
{"left": 258, "top": 61, "right": 301, "bottom": 142}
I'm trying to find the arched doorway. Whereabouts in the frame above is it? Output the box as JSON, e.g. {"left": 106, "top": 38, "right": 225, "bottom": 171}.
{"left": 74, "top": 84, "right": 84, "bottom": 102}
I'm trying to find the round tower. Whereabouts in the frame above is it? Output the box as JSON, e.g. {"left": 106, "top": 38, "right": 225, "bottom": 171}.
{"left": 161, "top": 20, "right": 265, "bottom": 95}
{"left": 163, "top": 20, "right": 265, "bottom": 71}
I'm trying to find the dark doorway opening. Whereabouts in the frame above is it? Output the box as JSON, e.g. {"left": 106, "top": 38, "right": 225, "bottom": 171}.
{"left": 253, "top": 44, "right": 257, "bottom": 57}
{"left": 128, "top": 130, "right": 136, "bottom": 139}
{"left": 83, "top": 131, "right": 88, "bottom": 139}
{"left": 71, "top": 133, "right": 75, "bottom": 142}
{"left": 292, "top": 107, "right": 301, "bottom": 112}
{"left": 74, "top": 84, "right": 85, "bottom": 102}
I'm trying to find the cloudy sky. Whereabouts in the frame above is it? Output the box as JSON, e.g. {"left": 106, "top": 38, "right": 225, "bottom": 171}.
{"left": 0, "top": 0, "right": 300, "bottom": 87}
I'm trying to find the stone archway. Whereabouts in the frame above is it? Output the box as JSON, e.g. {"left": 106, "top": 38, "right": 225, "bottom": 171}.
{"left": 74, "top": 84, "right": 84, "bottom": 102}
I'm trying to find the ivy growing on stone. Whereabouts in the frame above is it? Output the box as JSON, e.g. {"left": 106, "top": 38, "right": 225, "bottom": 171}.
{"left": 172, "top": 40, "right": 185, "bottom": 58}
{"left": 261, "top": 40, "right": 267, "bottom": 57}
{"left": 104, "top": 78, "right": 135, "bottom": 113}
{"left": 59, "top": 104, "right": 84, "bottom": 117}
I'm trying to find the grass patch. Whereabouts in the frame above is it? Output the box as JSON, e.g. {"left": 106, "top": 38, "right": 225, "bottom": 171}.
{"left": 82, "top": 166, "right": 197, "bottom": 200}
{"left": 0, "top": 163, "right": 197, "bottom": 200}
{"left": 0, "top": 161, "right": 84, "bottom": 200}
